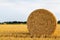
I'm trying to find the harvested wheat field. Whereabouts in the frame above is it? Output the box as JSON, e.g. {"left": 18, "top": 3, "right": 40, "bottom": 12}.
{"left": 0, "top": 24, "right": 60, "bottom": 40}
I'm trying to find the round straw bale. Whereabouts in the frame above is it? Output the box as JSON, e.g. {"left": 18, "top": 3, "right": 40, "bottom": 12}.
{"left": 27, "top": 9, "right": 57, "bottom": 36}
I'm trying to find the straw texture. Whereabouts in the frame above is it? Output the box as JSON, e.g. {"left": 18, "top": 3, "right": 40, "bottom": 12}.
{"left": 27, "top": 9, "right": 56, "bottom": 36}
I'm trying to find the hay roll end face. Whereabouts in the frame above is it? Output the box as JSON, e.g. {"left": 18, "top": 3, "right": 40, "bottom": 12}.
{"left": 27, "top": 9, "right": 57, "bottom": 37}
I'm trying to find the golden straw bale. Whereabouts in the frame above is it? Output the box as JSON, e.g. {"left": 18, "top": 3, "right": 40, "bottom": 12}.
{"left": 27, "top": 9, "right": 57, "bottom": 36}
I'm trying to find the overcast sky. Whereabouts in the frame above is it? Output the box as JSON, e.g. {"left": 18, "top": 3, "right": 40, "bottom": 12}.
{"left": 0, "top": 0, "right": 60, "bottom": 22}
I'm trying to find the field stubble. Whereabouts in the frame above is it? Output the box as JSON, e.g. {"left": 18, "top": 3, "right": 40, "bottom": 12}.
{"left": 0, "top": 24, "right": 60, "bottom": 40}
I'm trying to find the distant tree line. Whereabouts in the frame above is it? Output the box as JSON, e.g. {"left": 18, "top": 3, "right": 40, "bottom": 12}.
{"left": 58, "top": 20, "right": 60, "bottom": 24}
{"left": 0, "top": 20, "right": 60, "bottom": 24}
{"left": 0, "top": 21, "right": 27, "bottom": 24}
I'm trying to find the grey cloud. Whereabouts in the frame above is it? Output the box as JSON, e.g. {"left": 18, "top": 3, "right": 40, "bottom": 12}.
{"left": 0, "top": 0, "right": 60, "bottom": 22}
